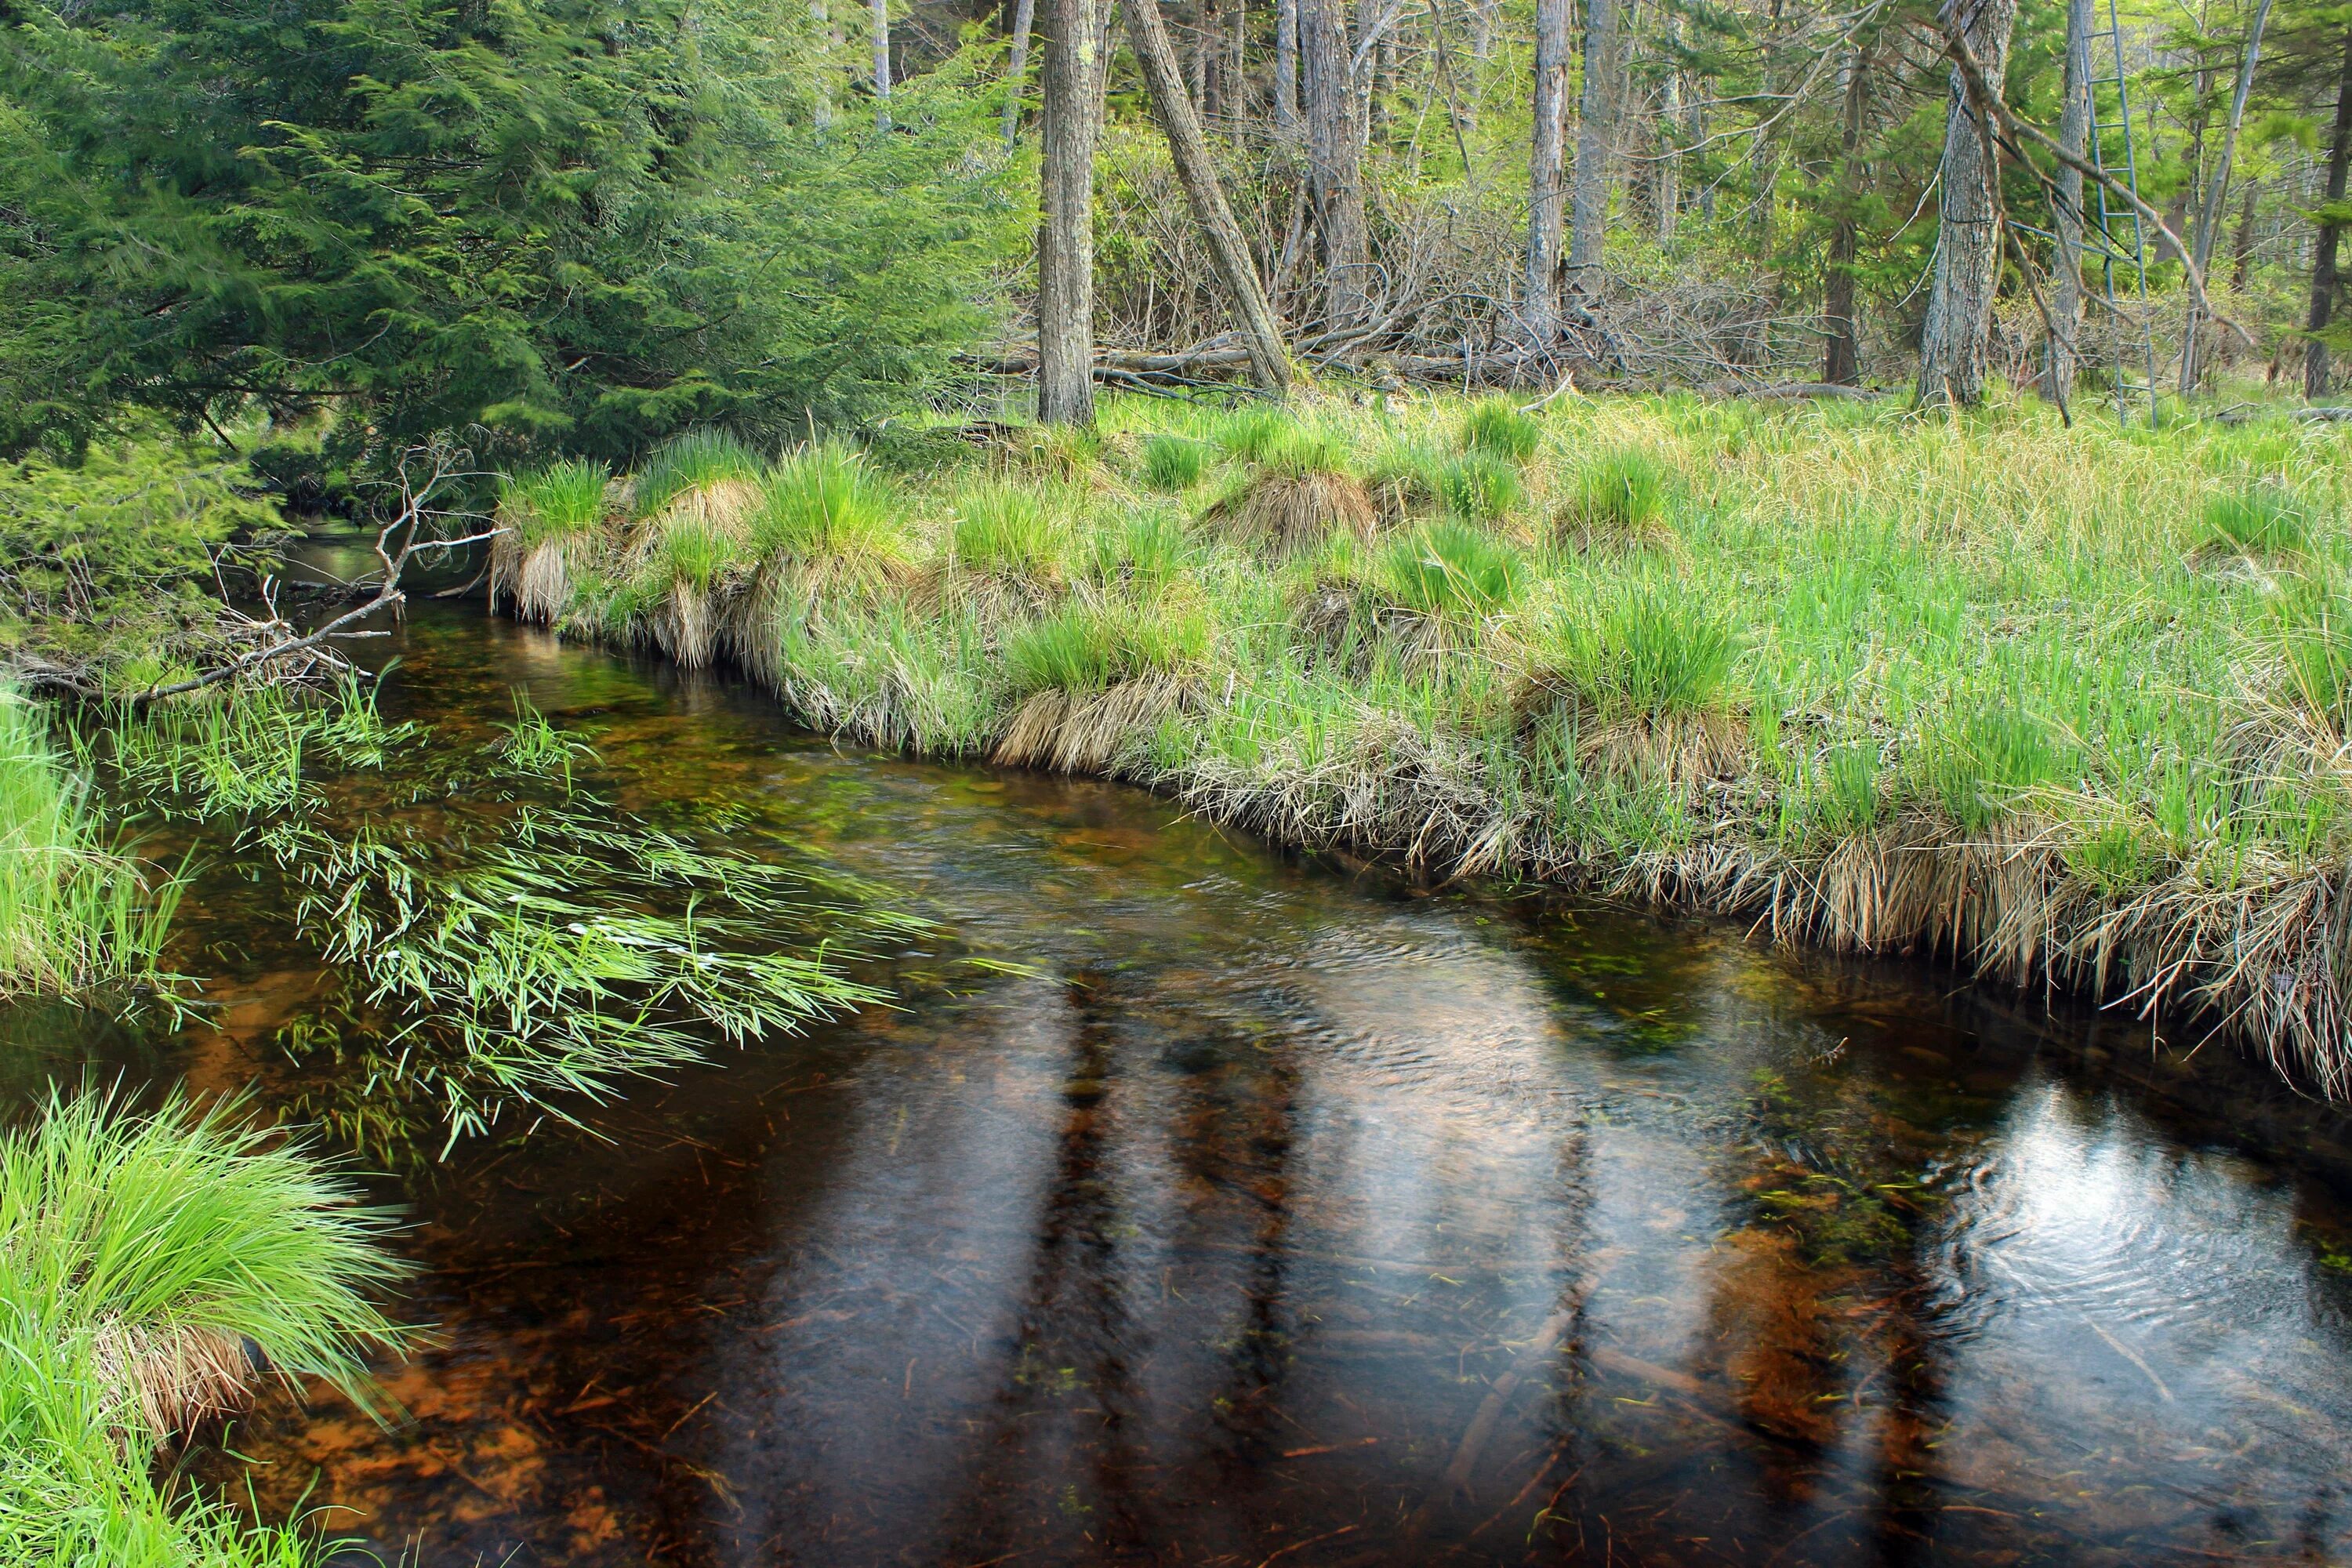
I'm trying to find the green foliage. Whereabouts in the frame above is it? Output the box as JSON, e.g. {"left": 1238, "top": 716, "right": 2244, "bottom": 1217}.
{"left": 1260, "top": 427, "right": 1355, "bottom": 479}
{"left": 495, "top": 690, "right": 597, "bottom": 789}
{"left": 1436, "top": 452, "right": 1524, "bottom": 521}
{"left": 1140, "top": 434, "right": 1213, "bottom": 491}
{"left": 2272, "top": 576, "right": 2352, "bottom": 729}
{"left": 953, "top": 485, "right": 1068, "bottom": 579}
{"left": 0, "top": 689, "right": 177, "bottom": 994}
{"left": 0, "top": 441, "right": 281, "bottom": 692}
{"left": 502, "top": 459, "right": 610, "bottom": 547}
{"left": 1376, "top": 521, "right": 1525, "bottom": 619}
{"left": 0, "top": 0, "right": 1019, "bottom": 463}
{"left": 753, "top": 442, "right": 903, "bottom": 566}
{"left": 2201, "top": 484, "right": 2311, "bottom": 557}
{"left": 633, "top": 430, "right": 768, "bottom": 520}
{"left": 0, "top": 1087, "right": 404, "bottom": 1566}
{"left": 1460, "top": 397, "right": 1542, "bottom": 462}
{"left": 1210, "top": 407, "right": 1297, "bottom": 463}
{"left": 1003, "top": 600, "right": 1206, "bottom": 695}
{"left": 1560, "top": 448, "right": 1669, "bottom": 546}
{"left": 1551, "top": 586, "right": 1738, "bottom": 721}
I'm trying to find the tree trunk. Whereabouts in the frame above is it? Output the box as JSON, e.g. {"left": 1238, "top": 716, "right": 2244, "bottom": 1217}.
{"left": 2232, "top": 175, "right": 2259, "bottom": 292}
{"left": 2182, "top": 0, "right": 2274, "bottom": 391}
{"left": 1126, "top": 0, "right": 1296, "bottom": 389}
{"left": 871, "top": 0, "right": 892, "bottom": 129}
{"left": 1301, "top": 0, "right": 1370, "bottom": 328}
{"left": 1002, "top": 0, "right": 1038, "bottom": 144}
{"left": 1567, "top": 0, "right": 1621, "bottom": 285}
{"left": 1915, "top": 0, "right": 2021, "bottom": 408}
{"left": 1524, "top": 0, "right": 1572, "bottom": 340}
{"left": 1276, "top": 0, "right": 1301, "bottom": 130}
{"left": 1038, "top": 0, "right": 1102, "bottom": 423}
{"left": 2044, "top": 0, "right": 2091, "bottom": 406}
{"left": 1824, "top": 39, "right": 1871, "bottom": 384}
{"left": 1657, "top": 27, "right": 1682, "bottom": 245}
{"left": 813, "top": 0, "right": 837, "bottom": 133}
{"left": 2309, "top": 24, "right": 2352, "bottom": 399}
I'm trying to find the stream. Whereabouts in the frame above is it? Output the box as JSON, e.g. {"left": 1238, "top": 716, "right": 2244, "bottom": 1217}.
{"left": 11, "top": 601, "right": 2352, "bottom": 1566}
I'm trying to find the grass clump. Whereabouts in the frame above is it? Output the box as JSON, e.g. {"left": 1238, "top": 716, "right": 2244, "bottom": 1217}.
{"left": 1437, "top": 452, "right": 1524, "bottom": 522}
{"left": 953, "top": 483, "right": 1069, "bottom": 585}
{"left": 1376, "top": 521, "right": 1525, "bottom": 622}
{"left": 493, "top": 459, "right": 610, "bottom": 623}
{"left": 996, "top": 599, "right": 1207, "bottom": 771}
{"left": 1558, "top": 448, "right": 1670, "bottom": 550}
{"left": 0, "top": 1087, "right": 405, "bottom": 1566}
{"left": 1141, "top": 434, "right": 1212, "bottom": 491}
{"left": 1220, "top": 426, "right": 1376, "bottom": 555}
{"left": 1210, "top": 405, "right": 1295, "bottom": 463}
{"left": 1461, "top": 397, "right": 1542, "bottom": 463}
{"left": 2200, "top": 483, "right": 2310, "bottom": 558}
{"left": 0, "top": 690, "right": 177, "bottom": 995}
{"left": 1549, "top": 586, "right": 1737, "bottom": 722}
{"left": 753, "top": 442, "right": 907, "bottom": 577}
{"left": 629, "top": 428, "right": 765, "bottom": 521}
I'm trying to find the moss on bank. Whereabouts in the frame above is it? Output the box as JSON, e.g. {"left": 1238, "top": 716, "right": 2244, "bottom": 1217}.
{"left": 506, "top": 391, "right": 2352, "bottom": 1095}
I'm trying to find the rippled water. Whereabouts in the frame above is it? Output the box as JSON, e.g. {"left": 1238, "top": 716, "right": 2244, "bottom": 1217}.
{"left": 19, "top": 604, "right": 2352, "bottom": 1566}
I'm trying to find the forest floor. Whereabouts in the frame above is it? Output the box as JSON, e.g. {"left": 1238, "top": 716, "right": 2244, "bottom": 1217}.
{"left": 502, "top": 388, "right": 2352, "bottom": 1092}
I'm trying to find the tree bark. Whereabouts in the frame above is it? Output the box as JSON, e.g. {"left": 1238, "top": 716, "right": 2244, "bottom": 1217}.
{"left": 1657, "top": 27, "right": 1682, "bottom": 245}
{"left": 1567, "top": 0, "right": 1621, "bottom": 285}
{"left": 1524, "top": 0, "right": 1572, "bottom": 340}
{"left": 1276, "top": 0, "right": 1301, "bottom": 130}
{"left": 2309, "top": 24, "right": 2352, "bottom": 399}
{"left": 2044, "top": 0, "right": 2091, "bottom": 407}
{"left": 871, "top": 0, "right": 892, "bottom": 129}
{"left": 1038, "top": 0, "right": 1102, "bottom": 423}
{"left": 2182, "top": 0, "right": 2274, "bottom": 391}
{"left": 1126, "top": 0, "right": 1296, "bottom": 389}
{"left": 1002, "top": 0, "right": 1038, "bottom": 143}
{"left": 1301, "top": 0, "right": 1370, "bottom": 328}
{"left": 1915, "top": 0, "right": 2020, "bottom": 408}
{"left": 1824, "top": 39, "right": 1871, "bottom": 385}
{"left": 2231, "top": 174, "right": 2259, "bottom": 292}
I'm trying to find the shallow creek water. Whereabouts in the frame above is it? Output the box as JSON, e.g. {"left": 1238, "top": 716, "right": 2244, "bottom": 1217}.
{"left": 13, "top": 604, "right": 2352, "bottom": 1566}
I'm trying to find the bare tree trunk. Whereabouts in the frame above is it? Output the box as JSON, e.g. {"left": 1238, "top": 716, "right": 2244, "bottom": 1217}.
{"left": 1657, "top": 24, "right": 1682, "bottom": 245}
{"left": 2182, "top": 0, "right": 2274, "bottom": 391}
{"left": 1915, "top": 0, "right": 2020, "bottom": 408}
{"left": 1824, "top": 39, "right": 1871, "bottom": 384}
{"left": 2044, "top": 0, "right": 2090, "bottom": 405}
{"left": 2232, "top": 175, "right": 2259, "bottom": 292}
{"left": 1567, "top": 0, "right": 1621, "bottom": 286}
{"left": 1191, "top": 0, "right": 1213, "bottom": 111}
{"left": 871, "top": 0, "right": 892, "bottom": 129}
{"left": 813, "top": 0, "right": 837, "bottom": 133}
{"left": 1302, "top": 0, "right": 1370, "bottom": 328}
{"left": 1276, "top": 0, "right": 1301, "bottom": 130}
{"left": 1524, "top": 0, "right": 1572, "bottom": 340}
{"left": 1003, "top": 0, "right": 1039, "bottom": 143}
{"left": 1127, "top": 0, "right": 1296, "bottom": 389}
{"left": 2309, "top": 24, "right": 2352, "bottom": 399}
{"left": 1038, "top": 0, "right": 1102, "bottom": 423}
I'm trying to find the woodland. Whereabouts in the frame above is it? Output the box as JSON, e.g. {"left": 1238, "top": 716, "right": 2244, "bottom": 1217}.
{"left": 4, "top": 0, "right": 2352, "bottom": 1558}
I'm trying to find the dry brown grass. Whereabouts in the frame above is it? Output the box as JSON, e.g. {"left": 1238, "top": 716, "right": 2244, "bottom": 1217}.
{"left": 993, "top": 677, "right": 1192, "bottom": 773}
{"left": 1216, "top": 472, "right": 1379, "bottom": 555}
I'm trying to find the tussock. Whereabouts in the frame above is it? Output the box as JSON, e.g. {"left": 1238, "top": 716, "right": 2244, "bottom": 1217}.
{"left": 496, "top": 390, "right": 2352, "bottom": 1099}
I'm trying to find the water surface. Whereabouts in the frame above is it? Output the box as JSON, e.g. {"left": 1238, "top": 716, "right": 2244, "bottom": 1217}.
{"left": 24, "top": 606, "right": 2352, "bottom": 1566}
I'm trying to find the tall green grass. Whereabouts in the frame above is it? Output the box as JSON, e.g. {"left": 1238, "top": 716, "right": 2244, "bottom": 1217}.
{"left": 630, "top": 428, "right": 764, "bottom": 518}
{"left": 0, "top": 1087, "right": 405, "bottom": 1566}
{"left": 501, "top": 390, "right": 2352, "bottom": 1093}
{"left": 0, "top": 690, "right": 177, "bottom": 995}
{"left": 499, "top": 459, "right": 609, "bottom": 546}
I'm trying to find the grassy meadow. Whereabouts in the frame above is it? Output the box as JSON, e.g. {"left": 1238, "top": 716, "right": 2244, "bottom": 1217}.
{"left": 501, "top": 391, "right": 2352, "bottom": 1089}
